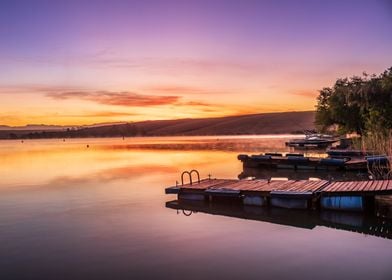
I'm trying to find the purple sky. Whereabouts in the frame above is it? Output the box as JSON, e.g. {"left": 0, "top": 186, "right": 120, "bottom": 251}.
{"left": 0, "top": 0, "right": 391, "bottom": 125}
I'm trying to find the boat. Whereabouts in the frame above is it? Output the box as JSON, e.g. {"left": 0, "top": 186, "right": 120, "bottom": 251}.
{"left": 285, "top": 133, "right": 338, "bottom": 148}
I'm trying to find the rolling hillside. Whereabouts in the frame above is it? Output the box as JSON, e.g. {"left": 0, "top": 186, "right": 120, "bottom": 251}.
{"left": 0, "top": 111, "right": 315, "bottom": 139}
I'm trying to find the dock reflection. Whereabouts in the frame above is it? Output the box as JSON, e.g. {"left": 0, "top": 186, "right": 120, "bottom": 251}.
{"left": 166, "top": 199, "right": 392, "bottom": 240}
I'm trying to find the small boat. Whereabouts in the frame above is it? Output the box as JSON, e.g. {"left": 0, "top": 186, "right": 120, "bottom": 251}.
{"left": 285, "top": 133, "right": 338, "bottom": 148}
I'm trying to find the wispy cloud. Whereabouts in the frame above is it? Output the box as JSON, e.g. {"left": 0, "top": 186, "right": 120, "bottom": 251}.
{"left": 181, "top": 101, "right": 213, "bottom": 107}
{"left": 46, "top": 91, "right": 180, "bottom": 107}
{"left": 62, "top": 111, "right": 138, "bottom": 118}
{"left": 147, "top": 84, "right": 231, "bottom": 96}
{"left": 148, "top": 85, "right": 210, "bottom": 94}
{"left": 86, "top": 111, "right": 138, "bottom": 117}
{"left": 0, "top": 85, "right": 87, "bottom": 94}
{"left": 291, "top": 90, "right": 318, "bottom": 98}
{"left": 1, "top": 52, "right": 266, "bottom": 77}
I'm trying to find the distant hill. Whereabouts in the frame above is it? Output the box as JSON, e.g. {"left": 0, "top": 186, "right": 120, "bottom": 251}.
{"left": 0, "top": 124, "right": 71, "bottom": 131}
{"left": 0, "top": 111, "right": 315, "bottom": 139}
{"left": 0, "top": 122, "right": 127, "bottom": 131}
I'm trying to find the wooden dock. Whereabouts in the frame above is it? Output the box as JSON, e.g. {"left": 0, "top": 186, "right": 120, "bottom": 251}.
{"left": 323, "top": 180, "right": 392, "bottom": 195}
{"left": 238, "top": 154, "right": 369, "bottom": 171}
{"left": 238, "top": 153, "right": 389, "bottom": 172}
{"left": 165, "top": 177, "right": 392, "bottom": 211}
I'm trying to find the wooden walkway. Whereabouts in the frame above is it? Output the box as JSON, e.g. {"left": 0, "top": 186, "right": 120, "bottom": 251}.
{"left": 323, "top": 180, "right": 392, "bottom": 194}
{"left": 166, "top": 178, "right": 392, "bottom": 197}
{"left": 238, "top": 153, "right": 370, "bottom": 171}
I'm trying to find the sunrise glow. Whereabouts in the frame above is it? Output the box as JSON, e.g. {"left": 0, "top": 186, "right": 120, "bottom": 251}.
{"left": 1, "top": 0, "right": 391, "bottom": 126}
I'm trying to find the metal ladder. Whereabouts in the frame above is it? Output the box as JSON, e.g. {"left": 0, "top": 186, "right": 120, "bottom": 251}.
{"left": 180, "top": 169, "right": 201, "bottom": 186}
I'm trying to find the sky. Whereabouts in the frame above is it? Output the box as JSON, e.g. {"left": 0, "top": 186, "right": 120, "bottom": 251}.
{"left": 0, "top": 0, "right": 391, "bottom": 126}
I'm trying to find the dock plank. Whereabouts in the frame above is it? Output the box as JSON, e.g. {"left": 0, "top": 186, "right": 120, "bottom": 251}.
{"left": 168, "top": 177, "right": 392, "bottom": 197}
{"left": 307, "top": 180, "right": 326, "bottom": 191}
{"left": 292, "top": 181, "right": 314, "bottom": 192}
{"left": 324, "top": 181, "right": 342, "bottom": 192}
{"left": 278, "top": 181, "right": 300, "bottom": 192}
{"left": 371, "top": 180, "right": 382, "bottom": 192}
{"left": 273, "top": 180, "right": 298, "bottom": 192}
{"left": 322, "top": 179, "right": 392, "bottom": 194}
{"left": 357, "top": 180, "right": 369, "bottom": 192}
{"left": 287, "top": 181, "right": 309, "bottom": 192}
{"left": 384, "top": 180, "right": 392, "bottom": 191}
{"left": 345, "top": 181, "right": 358, "bottom": 192}
{"left": 208, "top": 180, "right": 245, "bottom": 191}
{"left": 241, "top": 180, "right": 270, "bottom": 191}
{"left": 180, "top": 179, "right": 233, "bottom": 190}
{"left": 363, "top": 180, "right": 375, "bottom": 192}
{"left": 375, "top": 180, "right": 383, "bottom": 191}
{"left": 317, "top": 180, "right": 330, "bottom": 190}
{"left": 382, "top": 180, "right": 390, "bottom": 191}
{"left": 376, "top": 180, "right": 383, "bottom": 191}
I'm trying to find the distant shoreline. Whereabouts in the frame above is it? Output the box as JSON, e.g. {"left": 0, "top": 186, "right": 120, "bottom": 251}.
{"left": 0, "top": 133, "right": 306, "bottom": 141}
{"left": 0, "top": 111, "right": 315, "bottom": 140}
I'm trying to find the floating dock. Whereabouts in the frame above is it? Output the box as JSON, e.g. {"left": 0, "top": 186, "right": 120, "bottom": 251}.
{"left": 238, "top": 153, "right": 389, "bottom": 172}
{"left": 165, "top": 175, "right": 392, "bottom": 212}
{"left": 326, "top": 149, "right": 369, "bottom": 158}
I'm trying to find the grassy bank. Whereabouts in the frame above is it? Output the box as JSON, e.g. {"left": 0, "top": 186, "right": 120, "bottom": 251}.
{"left": 355, "top": 130, "right": 392, "bottom": 179}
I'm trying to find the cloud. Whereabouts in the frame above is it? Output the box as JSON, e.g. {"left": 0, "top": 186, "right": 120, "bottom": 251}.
{"left": 0, "top": 85, "right": 87, "bottom": 94}
{"left": 62, "top": 111, "right": 138, "bottom": 118}
{"left": 147, "top": 85, "right": 232, "bottom": 96}
{"left": 45, "top": 89, "right": 227, "bottom": 110}
{"left": 291, "top": 90, "right": 318, "bottom": 98}
{"left": 148, "top": 85, "right": 210, "bottom": 94}
{"left": 182, "top": 101, "right": 212, "bottom": 106}
{"left": 86, "top": 111, "right": 138, "bottom": 117}
{"left": 2, "top": 52, "right": 265, "bottom": 77}
{"left": 46, "top": 91, "right": 180, "bottom": 107}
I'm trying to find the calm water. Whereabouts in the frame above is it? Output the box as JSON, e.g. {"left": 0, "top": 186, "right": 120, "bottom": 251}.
{"left": 0, "top": 136, "right": 391, "bottom": 280}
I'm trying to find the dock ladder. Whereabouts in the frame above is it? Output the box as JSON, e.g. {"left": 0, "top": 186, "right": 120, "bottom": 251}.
{"left": 179, "top": 169, "right": 201, "bottom": 186}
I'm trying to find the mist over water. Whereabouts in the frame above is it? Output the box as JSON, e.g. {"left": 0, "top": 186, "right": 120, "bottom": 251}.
{"left": 0, "top": 136, "right": 391, "bottom": 280}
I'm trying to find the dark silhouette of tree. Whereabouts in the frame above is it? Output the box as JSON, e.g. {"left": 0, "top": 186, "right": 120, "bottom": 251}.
{"left": 316, "top": 67, "right": 392, "bottom": 135}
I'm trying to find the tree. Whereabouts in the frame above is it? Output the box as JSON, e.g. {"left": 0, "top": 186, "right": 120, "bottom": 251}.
{"left": 315, "top": 67, "right": 392, "bottom": 135}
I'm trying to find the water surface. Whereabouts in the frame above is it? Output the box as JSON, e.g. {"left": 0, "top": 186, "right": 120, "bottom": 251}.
{"left": 0, "top": 136, "right": 391, "bottom": 280}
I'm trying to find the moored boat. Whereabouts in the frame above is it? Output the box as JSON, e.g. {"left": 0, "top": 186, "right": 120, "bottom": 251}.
{"left": 285, "top": 133, "right": 338, "bottom": 148}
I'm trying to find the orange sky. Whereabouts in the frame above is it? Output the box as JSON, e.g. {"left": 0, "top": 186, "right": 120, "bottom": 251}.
{"left": 1, "top": 1, "right": 391, "bottom": 126}
{"left": 0, "top": 81, "right": 322, "bottom": 126}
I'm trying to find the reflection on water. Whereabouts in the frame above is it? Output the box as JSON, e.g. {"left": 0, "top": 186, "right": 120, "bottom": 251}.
{"left": 1, "top": 136, "right": 392, "bottom": 280}
{"left": 166, "top": 199, "right": 392, "bottom": 240}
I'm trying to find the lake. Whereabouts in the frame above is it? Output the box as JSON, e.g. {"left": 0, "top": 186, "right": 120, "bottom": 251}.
{"left": 0, "top": 136, "right": 391, "bottom": 280}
